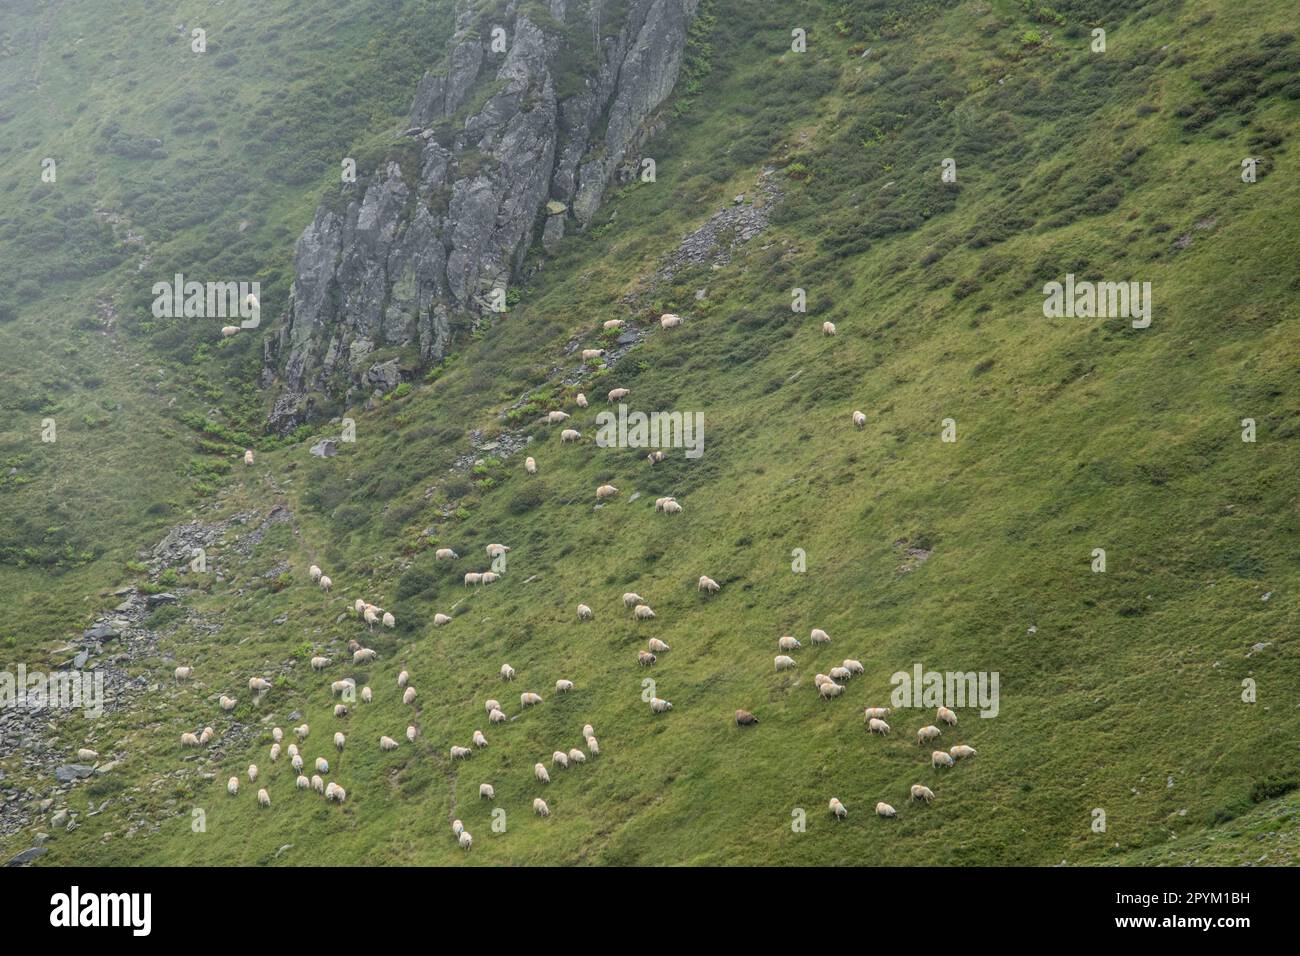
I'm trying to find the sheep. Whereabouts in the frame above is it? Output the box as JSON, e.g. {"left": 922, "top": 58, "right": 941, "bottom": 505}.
{"left": 75, "top": 748, "right": 99, "bottom": 762}
{"left": 852, "top": 410, "right": 866, "bottom": 428}
{"left": 575, "top": 393, "right": 589, "bottom": 408}
{"left": 296, "top": 775, "right": 310, "bottom": 790}
{"left": 646, "top": 450, "right": 665, "bottom": 464}
{"left": 534, "top": 797, "right": 551, "bottom": 817}
{"left": 270, "top": 743, "right": 281, "bottom": 762}
{"left": 813, "top": 674, "right": 832, "bottom": 688}
{"left": 650, "top": 697, "right": 673, "bottom": 714}
{"left": 181, "top": 732, "right": 200, "bottom": 747}
{"left": 843, "top": 659, "right": 864, "bottom": 675}
{"left": 199, "top": 727, "right": 214, "bottom": 745}
{"left": 864, "top": 707, "right": 891, "bottom": 720}
{"left": 398, "top": 671, "right": 410, "bottom": 688}
{"left": 227, "top": 776, "right": 240, "bottom": 796}
{"left": 295, "top": 724, "right": 310, "bottom": 740}
{"left": 334, "top": 732, "right": 346, "bottom": 751}
{"left": 484, "top": 698, "right": 501, "bottom": 715}
{"left": 535, "top": 763, "right": 550, "bottom": 783}
{"left": 287, "top": 744, "right": 299, "bottom": 758}
{"left": 219, "top": 695, "right": 238, "bottom": 711}
{"left": 480, "top": 783, "right": 495, "bottom": 800}
{"left": 937, "top": 706, "right": 958, "bottom": 726}
{"left": 258, "top": 789, "right": 271, "bottom": 808}
{"left": 561, "top": 428, "right": 581, "bottom": 443}
{"left": 932, "top": 750, "right": 955, "bottom": 769}
{"left": 596, "top": 483, "right": 619, "bottom": 500}
{"left": 917, "top": 725, "right": 942, "bottom": 745}
{"left": 648, "top": 638, "right": 670, "bottom": 653}
{"left": 489, "top": 708, "right": 507, "bottom": 724}
{"left": 315, "top": 757, "right": 329, "bottom": 773}
{"left": 486, "top": 543, "right": 511, "bottom": 559}
{"left": 568, "top": 748, "right": 586, "bottom": 764}
{"left": 354, "top": 599, "right": 367, "bottom": 615}
{"left": 520, "top": 692, "right": 543, "bottom": 707}
{"left": 292, "top": 755, "right": 304, "bottom": 773}
{"left": 319, "top": 575, "right": 332, "bottom": 591}
{"left": 735, "top": 709, "right": 759, "bottom": 726}
{"left": 473, "top": 730, "right": 487, "bottom": 748}
{"left": 653, "top": 497, "right": 671, "bottom": 512}
{"left": 829, "top": 798, "right": 847, "bottom": 819}
{"left": 607, "top": 387, "right": 630, "bottom": 403}
{"left": 363, "top": 607, "right": 380, "bottom": 629}
{"left": 272, "top": 727, "right": 283, "bottom": 743}
{"left": 637, "top": 651, "right": 657, "bottom": 666}
{"left": 435, "top": 548, "right": 459, "bottom": 561}
{"left": 331, "top": 680, "right": 354, "bottom": 696}
{"left": 552, "top": 751, "right": 569, "bottom": 769}
{"left": 309, "top": 564, "right": 323, "bottom": 582}
{"left": 464, "top": 572, "right": 483, "bottom": 587}
{"left": 311, "top": 775, "right": 325, "bottom": 794}
{"left": 380, "top": 736, "right": 399, "bottom": 751}
{"left": 830, "top": 666, "right": 852, "bottom": 682}
{"left": 778, "top": 635, "right": 801, "bottom": 651}
{"left": 582, "top": 724, "right": 595, "bottom": 738}
{"left": 525, "top": 456, "right": 537, "bottom": 475}
{"left": 633, "top": 604, "right": 655, "bottom": 620}
{"left": 500, "top": 664, "right": 516, "bottom": 681}
{"left": 326, "top": 783, "right": 347, "bottom": 804}
{"left": 949, "top": 744, "right": 977, "bottom": 760}
{"left": 698, "top": 575, "right": 720, "bottom": 593}
{"left": 249, "top": 677, "right": 273, "bottom": 695}
{"left": 555, "top": 679, "right": 574, "bottom": 694}
{"left": 810, "top": 628, "right": 831, "bottom": 645}
{"left": 586, "top": 736, "right": 600, "bottom": 755}
{"left": 868, "top": 718, "right": 891, "bottom": 735}
{"left": 603, "top": 319, "right": 625, "bottom": 330}
{"left": 311, "top": 656, "right": 331, "bottom": 671}
{"left": 774, "top": 655, "right": 796, "bottom": 671}
{"left": 458, "top": 831, "right": 472, "bottom": 849}
{"left": 876, "top": 802, "right": 897, "bottom": 818}
{"left": 403, "top": 687, "right": 417, "bottom": 705}
{"left": 548, "top": 410, "right": 571, "bottom": 423}
{"left": 577, "top": 604, "right": 594, "bottom": 621}
{"left": 819, "top": 681, "right": 844, "bottom": 700}
{"left": 451, "top": 820, "right": 464, "bottom": 837}
{"left": 221, "top": 325, "right": 240, "bottom": 338}
{"left": 382, "top": 612, "right": 395, "bottom": 629}
{"left": 581, "top": 348, "right": 605, "bottom": 361}
{"left": 623, "top": 592, "right": 644, "bottom": 608}
{"left": 406, "top": 725, "right": 417, "bottom": 743}
{"left": 662, "top": 500, "right": 683, "bottom": 515}
{"left": 482, "top": 570, "right": 501, "bottom": 585}
{"left": 910, "top": 784, "right": 935, "bottom": 803}
{"left": 822, "top": 321, "right": 836, "bottom": 336}
{"left": 434, "top": 613, "right": 452, "bottom": 627}
{"left": 174, "top": 666, "right": 193, "bottom": 680}
{"left": 354, "top": 648, "right": 377, "bottom": 665}
{"left": 660, "top": 313, "right": 683, "bottom": 329}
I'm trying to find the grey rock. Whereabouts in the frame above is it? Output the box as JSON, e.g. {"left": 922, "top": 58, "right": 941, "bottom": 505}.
{"left": 6, "top": 847, "right": 46, "bottom": 866}
{"left": 309, "top": 439, "right": 338, "bottom": 458}
{"left": 54, "top": 765, "right": 94, "bottom": 783}
{"left": 145, "top": 592, "right": 179, "bottom": 607}
{"left": 83, "top": 624, "right": 120, "bottom": 642}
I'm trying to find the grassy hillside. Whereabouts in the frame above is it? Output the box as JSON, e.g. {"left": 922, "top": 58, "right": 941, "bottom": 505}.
{"left": 2, "top": 0, "right": 1298, "bottom": 866}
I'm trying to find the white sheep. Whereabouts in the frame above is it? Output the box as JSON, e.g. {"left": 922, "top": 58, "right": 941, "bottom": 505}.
{"left": 868, "top": 718, "right": 891, "bottom": 735}
{"left": 937, "top": 706, "right": 957, "bottom": 726}
{"left": 287, "top": 743, "right": 299, "bottom": 757}
{"left": 582, "top": 724, "right": 595, "bottom": 739}
{"left": 548, "top": 410, "right": 571, "bottom": 423}
{"left": 586, "top": 736, "right": 600, "bottom": 755}
{"left": 382, "top": 612, "right": 395, "bottom": 629}
{"left": 650, "top": 697, "right": 672, "bottom": 714}
{"left": 607, "top": 387, "right": 630, "bottom": 403}
{"left": 221, "top": 325, "right": 240, "bottom": 338}
{"left": 334, "top": 732, "right": 346, "bottom": 751}
{"left": 484, "top": 698, "right": 501, "bottom": 714}
{"left": 489, "top": 708, "right": 507, "bottom": 724}
{"left": 637, "top": 651, "right": 657, "bottom": 666}
{"left": 581, "top": 348, "right": 605, "bottom": 361}
{"left": 326, "top": 782, "right": 347, "bottom": 803}
{"left": 354, "top": 599, "right": 367, "bottom": 614}
{"left": 315, "top": 757, "right": 329, "bottom": 773}
{"left": 354, "top": 648, "right": 377, "bottom": 665}
{"left": 363, "top": 607, "right": 379, "bottom": 629}
{"left": 603, "top": 319, "right": 625, "bottom": 330}
{"left": 653, "top": 497, "right": 675, "bottom": 512}
{"left": 829, "top": 798, "right": 847, "bottom": 819}
{"left": 199, "top": 727, "right": 214, "bottom": 745}
{"left": 464, "top": 572, "right": 483, "bottom": 587}
{"left": 525, "top": 456, "right": 537, "bottom": 475}
{"left": 258, "top": 789, "right": 271, "bottom": 808}
{"left": 774, "top": 655, "right": 796, "bottom": 671}
{"left": 852, "top": 410, "right": 866, "bottom": 427}
{"left": 272, "top": 727, "right": 283, "bottom": 743}
{"left": 180, "top": 732, "right": 199, "bottom": 747}
{"left": 810, "top": 628, "right": 831, "bottom": 645}
{"left": 481, "top": 571, "right": 500, "bottom": 585}
{"left": 380, "top": 736, "right": 399, "bottom": 751}
{"left": 813, "top": 674, "right": 831, "bottom": 688}
{"left": 596, "top": 483, "right": 619, "bottom": 499}
{"left": 949, "top": 744, "right": 977, "bottom": 760}
{"left": 648, "top": 638, "right": 670, "bottom": 653}
{"left": 633, "top": 604, "right": 655, "bottom": 620}
{"left": 916, "top": 725, "right": 942, "bottom": 745}
{"left": 458, "top": 831, "right": 472, "bottom": 849}
{"left": 480, "top": 783, "right": 495, "bottom": 800}
{"left": 398, "top": 671, "right": 409, "bottom": 688}
{"left": 249, "top": 676, "right": 272, "bottom": 694}
{"left": 843, "top": 659, "right": 864, "bottom": 675}
{"left": 473, "top": 730, "right": 487, "bottom": 748}
{"left": 227, "top": 776, "right": 239, "bottom": 796}
{"left": 311, "top": 656, "right": 331, "bottom": 671}
{"left": 174, "top": 666, "right": 193, "bottom": 680}
{"left": 577, "top": 604, "right": 594, "bottom": 621}
{"left": 822, "top": 321, "right": 837, "bottom": 336}
{"left": 819, "top": 681, "right": 844, "bottom": 699}
{"left": 310, "top": 564, "right": 323, "bottom": 582}
{"left": 219, "top": 695, "right": 237, "bottom": 711}
{"left": 535, "top": 763, "right": 550, "bottom": 783}
{"left": 403, "top": 687, "right": 417, "bottom": 705}
{"left": 500, "top": 663, "right": 516, "bottom": 681}
{"left": 358, "top": 685, "right": 372, "bottom": 704}
{"left": 534, "top": 797, "right": 551, "bottom": 817}
{"left": 698, "top": 575, "right": 720, "bottom": 593}
{"left": 864, "top": 707, "right": 891, "bottom": 720}
{"left": 623, "top": 592, "right": 644, "bottom": 608}
{"left": 556, "top": 679, "right": 574, "bottom": 694}
{"left": 270, "top": 743, "right": 281, "bottom": 762}
{"left": 296, "top": 775, "right": 310, "bottom": 790}
{"left": 520, "top": 692, "right": 543, "bottom": 707}
{"left": 575, "top": 393, "right": 588, "bottom": 408}
{"left": 932, "top": 750, "right": 955, "bottom": 769}
{"left": 876, "top": 802, "right": 897, "bottom": 818}
{"left": 910, "top": 784, "right": 935, "bottom": 803}
{"left": 662, "top": 500, "right": 683, "bottom": 514}
{"left": 318, "top": 575, "right": 332, "bottom": 591}
{"left": 435, "top": 548, "right": 459, "bottom": 561}
{"left": 486, "top": 543, "right": 511, "bottom": 559}
{"left": 434, "top": 613, "right": 452, "bottom": 627}
{"left": 552, "top": 750, "right": 569, "bottom": 769}
{"left": 451, "top": 820, "right": 464, "bottom": 837}
{"left": 830, "top": 666, "right": 852, "bottom": 682}
{"left": 292, "top": 754, "right": 304, "bottom": 773}
{"left": 568, "top": 748, "right": 586, "bottom": 764}
{"left": 406, "top": 725, "right": 417, "bottom": 742}
{"left": 778, "top": 635, "right": 801, "bottom": 651}
{"left": 646, "top": 450, "right": 665, "bottom": 464}
{"left": 312, "top": 775, "right": 325, "bottom": 794}
{"left": 660, "top": 313, "right": 683, "bottom": 329}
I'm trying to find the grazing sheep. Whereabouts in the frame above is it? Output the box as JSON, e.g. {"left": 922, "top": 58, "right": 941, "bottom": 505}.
{"left": 331, "top": 679, "right": 354, "bottom": 696}
{"left": 291, "top": 754, "right": 304, "bottom": 773}
{"left": 258, "top": 789, "right": 271, "bottom": 808}
{"left": 853, "top": 410, "right": 867, "bottom": 428}
{"left": 270, "top": 743, "right": 281, "bottom": 762}
{"left": 646, "top": 450, "right": 665, "bottom": 464}
{"left": 662, "top": 500, "right": 683, "bottom": 514}
{"left": 354, "top": 600, "right": 367, "bottom": 615}
{"left": 174, "top": 666, "right": 193, "bottom": 680}
{"left": 311, "top": 775, "right": 325, "bottom": 794}
{"left": 380, "top": 736, "right": 399, "bottom": 751}
{"left": 310, "top": 565, "right": 323, "bottom": 582}
{"left": 560, "top": 429, "right": 582, "bottom": 444}
{"left": 76, "top": 748, "right": 99, "bottom": 762}
{"left": 822, "top": 321, "right": 837, "bottom": 336}
{"left": 603, "top": 319, "right": 625, "bottom": 330}
{"left": 937, "top": 706, "right": 958, "bottom": 726}
{"left": 577, "top": 604, "right": 594, "bottom": 621}
{"left": 653, "top": 497, "right": 672, "bottom": 512}
{"left": 534, "top": 797, "right": 551, "bottom": 816}
{"left": 843, "top": 659, "right": 864, "bottom": 675}
{"left": 556, "top": 679, "right": 574, "bottom": 694}
{"left": 489, "top": 708, "right": 507, "bottom": 724}
{"left": 406, "top": 725, "right": 417, "bottom": 743}
{"left": 481, "top": 571, "right": 500, "bottom": 584}
{"left": 435, "top": 548, "right": 459, "bottom": 561}
{"left": 595, "top": 483, "right": 619, "bottom": 500}
{"left": 829, "top": 798, "right": 847, "bottom": 819}
{"left": 813, "top": 674, "right": 832, "bottom": 688}
{"left": 326, "top": 783, "right": 347, "bottom": 804}
{"left": 607, "top": 387, "right": 630, "bottom": 403}
{"left": 398, "top": 671, "right": 409, "bottom": 688}
{"left": 480, "top": 783, "right": 495, "bottom": 800}
{"left": 296, "top": 775, "right": 310, "bottom": 790}
{"left": 458, "top": 831, "right": 472, "bottom": 849}
{"left": 810, "top": 628, "right": 831, "bottom": 645}
{"left": 287, "top": 744, "right": 299, "bottom": 757}
{"left": 830, "top": 666, "right": 852, "bottom": 682}
{"left": 552, "top": 751, "right": 569, "bottom": 769}
{"left": 311, "top": 656, "right": 331, "bottom": 671}
{"left": 633, "top": 604, "right": 655, "bottom": 620}
{"left": 334, "top": 732, "right": 346, "bottom": 751}
{"left": 778, "top": 636, "right": 801, "bottom": 651}
{"left": 334, "top": 705, "right": 348, "bottom": 720}
{"left": 575, "top": 393, "right": 589, "bottom": 408}
{"left": 354, "top": 648, "right": 377, "bottom": 665}
{"left": 473, "top": 730, "right": 488, "bottom": 748}
{"left": 876, "top": 802, "right": 897, "bottom": 818}
{"left": 219, "top": 695, "right": 237, "bottom": 711}
{"left": 272, "top": 727, "right": 283, "bottom": 743}
{"left": 199, "top": 727, "right": 214, "bottom": 745}
{"left": 868, "top": 718, "right": 891, "bottom": 735}
{"left": 357, "top": 686, "right": 371, "bottom": 704}
{"left": 434, "top": 613, "right": 452, "bottom": 627}
{"left": 227, "top": 777, "right": 239, "bottom": 796}
{"left": 660, "top": 313, "right": 683, "bottom": 329}
{"left": 819, "top": 681, "right": 844, "bottom": 700}
{"left": 582, "top": 724, "right": 595, "bottom": 738}
{"left": 295, "top": 724, "right": 309, "bottom": 740}
{"left": 698, "top": 575, "right": 720, "bottom": 593}
{"left": 464, "top": 572, "right": 482, "bottom": 587}
{"left": 315, "top": 757, "right": 329, "bottom": 774}
{"left": 917, "top": 725, "right": 942, "bottom": 745}
{"left": 319, "top": 575, "right": 332, "bottom": 591}
{"left": 735, "top": 709, "right": 759, "bottom": 726}
{"left": 910, "top": 784, "right": 935, "bottom": 803}
{"left": 581, "top": 348, "right": 605, "bottom": 361}
{"left": 932, "top": 750, "right": 955, "bottom": 769}
{"left": 650, "top": 697, "right": 673, "bottom": 714}
{"left": 774, "top": 655, "right": 796, "bottom": 671}
{"left": 501, "top": 664, "right": 516, "bottom": 681}
{"left": 486, "top": 543, "right": 511, "bottom": 559}
{"left": 221, "top": 325, "right": 240, "bottom": 338}
{"left": 403, "top": 687, "right": 417, "bottom": 705}
{"left": 451, "top": 820, "right": 464, "bottom": 837}
{"left": 382, "top": 612, "right": 395, "bottom": 629}
{"left": 181, "top": 732, "right": 200, "bottom": 747}
{"left": 450, "top": 745, "right": 470, "bottom": 759}
{"left": 637, "top": 651, "right": 657, "bottom": 666}
{"left": 363, "top": 607, "right": 380, "bottom": 629}
{"left": 484, "top": 698, "right": 501, "bottom": 715}
{"left": 535, "top": 763, "right": 550, "bottom": 783}
{"left": 864, "top": 707, "right": 891, "bottom": 720}
{"left": 249, "top": 677, "right": 272, "bottom": 694}
{"left": 568, "top": 748, "right": 586, "bottom": 764}
{"left": 586, "top": 736, "right": 600, "bottom": 755}
{"left": 520, "top": 692, "right": 543, "bottom": 707}
{"left": 648, "top": 638, "right": 670, "bottom": 653}
{"left": 548, "top": 410, "right": 571, "bottom": 423}
{"left": 525, "top": 456, "right": 537, "bottom": 475}
{"left": 950, "top": 744, "right": 977, "bottom": 760}
{"left": 623, "top": 592, "right": 644, "bottom": 608}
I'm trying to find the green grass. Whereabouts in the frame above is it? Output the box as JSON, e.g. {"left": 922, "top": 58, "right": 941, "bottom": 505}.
{"left": 1, "top": 0, "right": 1298, "bottom": 866}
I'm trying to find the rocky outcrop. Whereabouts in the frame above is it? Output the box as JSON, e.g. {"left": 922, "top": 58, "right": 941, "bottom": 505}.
{"left": 262, "top": 0, "right": 701, "bottom": 432}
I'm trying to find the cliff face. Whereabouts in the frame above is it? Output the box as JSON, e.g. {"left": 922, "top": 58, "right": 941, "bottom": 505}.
{"left": 262, "top": 0, "right": 700, "bottom": 432}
